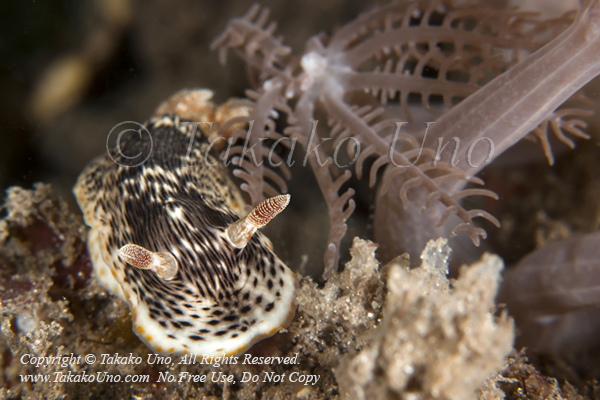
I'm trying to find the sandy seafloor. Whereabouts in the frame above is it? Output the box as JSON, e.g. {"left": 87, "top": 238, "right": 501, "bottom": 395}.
{"left": 2, "top": 0, "right": 600, "bottom": 398}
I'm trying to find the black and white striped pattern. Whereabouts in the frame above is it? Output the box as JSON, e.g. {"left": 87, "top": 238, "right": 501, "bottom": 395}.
{"left": 74, "top": 115, "right": 296, "bottom": 355}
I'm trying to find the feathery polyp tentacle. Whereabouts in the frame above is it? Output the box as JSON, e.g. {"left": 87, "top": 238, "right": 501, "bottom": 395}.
{"left": 226, "top": 194, "right": 291, "bottom": 248}
{"left": 118, "top": 244, "right": 178, "bottom": 281}
{"left": 213, "top": 1, "right": 590, "bottom": 272}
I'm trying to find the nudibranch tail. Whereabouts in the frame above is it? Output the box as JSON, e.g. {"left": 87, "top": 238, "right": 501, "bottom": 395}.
{"left": 226, "top": 194, "right": 291, "bottom": 249}
{"left": 118, "top": 244, "right": 178, "bottom": 281}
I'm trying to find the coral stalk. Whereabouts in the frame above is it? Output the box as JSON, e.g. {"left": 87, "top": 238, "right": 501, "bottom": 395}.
{"left": 428, "top": 0, "right": 600, "bottom": 180}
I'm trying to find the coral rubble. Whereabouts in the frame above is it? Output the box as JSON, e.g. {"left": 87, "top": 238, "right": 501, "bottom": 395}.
{"left": 0, "top": 186, "right": 525, "bottom": 399}
{"left": 337, "top": 239, "right": 514, "bottom": 400}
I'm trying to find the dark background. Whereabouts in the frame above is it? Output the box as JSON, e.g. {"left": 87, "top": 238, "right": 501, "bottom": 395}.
{"left": 0, "top": 0, "right": 373, "bottom": 201}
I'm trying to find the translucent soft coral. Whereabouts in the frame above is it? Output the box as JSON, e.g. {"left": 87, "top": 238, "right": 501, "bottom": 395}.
{"left": 213, "top": 0, "right": 599, "bottom": 276}
{"left": 426, "top": 0, "right": 600, "bottom": 179}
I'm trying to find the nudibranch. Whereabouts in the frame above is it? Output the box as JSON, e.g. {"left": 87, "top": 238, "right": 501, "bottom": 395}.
{"left": 74, "top": 109, "right": 296, "bottom": 356}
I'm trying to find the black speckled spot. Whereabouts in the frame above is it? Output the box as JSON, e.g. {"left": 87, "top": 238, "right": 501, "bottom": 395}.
{"left": 171, "top": 321, "right": 183, "bottom": 329}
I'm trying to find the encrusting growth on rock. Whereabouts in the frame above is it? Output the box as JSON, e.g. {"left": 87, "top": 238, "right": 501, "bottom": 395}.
{"left": 2, "top": 184, "right": 589, "bottom": 399}
{"left": 336, "top": 238, "right": 514, "bottom": 400}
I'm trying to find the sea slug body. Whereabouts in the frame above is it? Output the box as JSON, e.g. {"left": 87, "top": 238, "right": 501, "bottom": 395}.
{"left": 74, "top": 112, "right": 296, "bottom": 356}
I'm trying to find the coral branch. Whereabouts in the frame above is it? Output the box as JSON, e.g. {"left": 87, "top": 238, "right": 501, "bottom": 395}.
{"left": 322, "top": 92, "right": 498, "bottom": 246}
{"left": 223, "top": 82, "right": 291, "bottom": 209}
{"left": 426, "top": 0, "right": 600, "bottom": 180}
